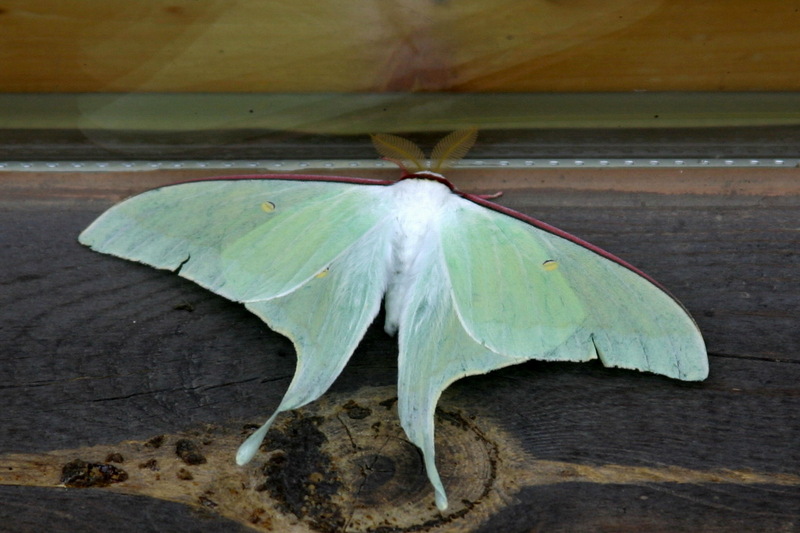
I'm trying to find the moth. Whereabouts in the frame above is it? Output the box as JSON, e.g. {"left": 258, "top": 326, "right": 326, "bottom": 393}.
{"left": 79, "top": 130, "right": 708, "bottom": 510}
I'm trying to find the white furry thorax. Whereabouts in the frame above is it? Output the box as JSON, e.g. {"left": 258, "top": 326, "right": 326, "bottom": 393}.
{"left": 382, "top": 177, "right": 458, "bottom": 335}
{"left": 390, "top": 177, "right": 454, "bottom": 254}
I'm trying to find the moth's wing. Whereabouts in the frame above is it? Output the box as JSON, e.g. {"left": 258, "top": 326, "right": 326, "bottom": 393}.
{"left": 395, "top": 227, "right": 525, "bottom": 511}
{"left": 237, "top": 215, "right": 394, "bottom": 464}
{"left": 396, "top": 194, "right": 708, "bottom": 510}
{"left": 443, "top": 197, "right": 708, "bottom": 381}
{"left": 80, "top": 177, "right": 395, "bottom": 462}
{"left": 79, "top": 178, "right": 393, "bottom": 302}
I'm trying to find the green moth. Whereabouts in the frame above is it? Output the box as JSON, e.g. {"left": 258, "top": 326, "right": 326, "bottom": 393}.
{"left": 79, "top": 130, "right": 708, "bottom": 510}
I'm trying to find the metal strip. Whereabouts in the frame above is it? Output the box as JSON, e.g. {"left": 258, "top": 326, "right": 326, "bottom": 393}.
{"left": 1, "top": 158, "right": 797, "bottom": 172}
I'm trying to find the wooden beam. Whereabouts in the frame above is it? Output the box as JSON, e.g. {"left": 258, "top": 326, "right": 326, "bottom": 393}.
{"left": 1, "top": 166, "right": 798, "bottom": 530}
{"left": 2, "top": 0, "right": 800, "bottom": 92}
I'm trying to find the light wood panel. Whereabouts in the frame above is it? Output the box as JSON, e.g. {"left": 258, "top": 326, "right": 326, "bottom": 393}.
{"left": 2, "top": 0, "right": 800, "bottom": 92}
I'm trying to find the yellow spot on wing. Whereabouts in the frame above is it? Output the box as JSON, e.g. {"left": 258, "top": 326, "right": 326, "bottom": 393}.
{"left": 542, "top": 260, "right": 559, "bottom": 271}
{"left": 261, "top": 201, "right": 276, "bottom": 212}
{"left": 315, "top": 268, "right": 330, "bottom": 279}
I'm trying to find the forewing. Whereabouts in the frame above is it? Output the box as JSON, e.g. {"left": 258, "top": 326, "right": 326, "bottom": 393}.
{"left": 441, "top": 200, "right": 588, "bottom": 356}
{"left": 442, "top": 198, "right": 708, "bottom": 381}
{"left": 79, "top": 178, "right": 390, "bottom": 302}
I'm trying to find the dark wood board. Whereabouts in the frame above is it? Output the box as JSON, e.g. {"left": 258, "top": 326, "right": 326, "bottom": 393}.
{"left": 0, "top": 170, "right": 798, "bottom": 532}
{"left": 0, "top": 485, "right": 251, "bottom": 533}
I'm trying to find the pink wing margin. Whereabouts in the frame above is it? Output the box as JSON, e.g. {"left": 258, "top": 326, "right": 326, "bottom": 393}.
{"left": 162, "top": 173, "right": 395, "bottom": 188}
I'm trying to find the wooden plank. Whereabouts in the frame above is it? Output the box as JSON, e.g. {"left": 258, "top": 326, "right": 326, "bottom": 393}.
{"left": 0, "top": 169, "right": 798, "bottom": 531}
{"left": 0, "top": 486, "right": 252, "bottom": 533}
{"left": 1, "top": 0, "right": 799, "bottom": 92}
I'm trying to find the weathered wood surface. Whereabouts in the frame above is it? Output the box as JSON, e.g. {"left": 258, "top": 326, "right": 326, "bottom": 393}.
{"left": 2, "top": 0, "right": 800, "bottom": 92}
{"left": 1, "top": 168, "right": 798, "bottom": 532}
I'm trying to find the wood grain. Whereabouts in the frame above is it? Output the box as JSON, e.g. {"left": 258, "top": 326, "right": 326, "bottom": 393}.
{"left": 0, "top": 168, "right": 798, "bottom": 531}
{"left": 1, "top": 0, "right": 799, "bottom": 92}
